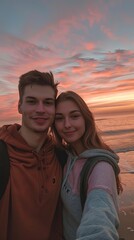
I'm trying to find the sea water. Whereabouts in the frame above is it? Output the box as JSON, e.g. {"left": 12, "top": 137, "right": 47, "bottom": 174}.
{"left": 96, "top": 113, "right": 134, "bottom": 173}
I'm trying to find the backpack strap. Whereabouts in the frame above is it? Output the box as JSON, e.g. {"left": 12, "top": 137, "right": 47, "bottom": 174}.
{"left": 80, "top": 156, "right": 120, "bottom": 210}
{"left": 0, "top": 140, "right": 10, "bottom": 200}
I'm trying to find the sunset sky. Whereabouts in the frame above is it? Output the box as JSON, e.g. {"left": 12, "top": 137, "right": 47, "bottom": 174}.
{"left": 0, "top": 0, "right": 134, "bottom": 125}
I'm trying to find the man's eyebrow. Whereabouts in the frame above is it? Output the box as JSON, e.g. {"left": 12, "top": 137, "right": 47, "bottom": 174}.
{"left": 26, "top": 96, "right": 35, "bottom": 99}
{"left": 45, "top": 98, "right": 55, "bottom": 101}
{"left": 25, "top": 96, "right": 55, "bottom": 101}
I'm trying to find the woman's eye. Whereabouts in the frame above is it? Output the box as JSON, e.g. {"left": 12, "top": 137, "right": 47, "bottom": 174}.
{"left": 71, "top": 115, "right": 80, "bottom": 119}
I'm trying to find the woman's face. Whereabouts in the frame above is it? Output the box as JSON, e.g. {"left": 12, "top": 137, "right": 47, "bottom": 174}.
{"left": 55, "top": 100, "right": 85, "bottom": 150}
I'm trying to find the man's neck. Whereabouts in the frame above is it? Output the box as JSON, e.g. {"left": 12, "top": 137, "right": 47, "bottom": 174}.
{"left": 19, "top": 127, "right": 48, "bottom": 152}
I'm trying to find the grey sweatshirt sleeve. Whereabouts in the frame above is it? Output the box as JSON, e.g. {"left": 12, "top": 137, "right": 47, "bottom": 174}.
{"left": 76, "top": 188, "right": 120, "bottom": 240}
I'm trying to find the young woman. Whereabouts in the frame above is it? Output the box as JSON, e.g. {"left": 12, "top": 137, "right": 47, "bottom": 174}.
{"left": 53, "top": 91, "right": 122, "bottom": 240}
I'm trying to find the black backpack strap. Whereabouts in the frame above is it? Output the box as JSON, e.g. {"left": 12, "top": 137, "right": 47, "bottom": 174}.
{"left": 0, "top": 140, "right": 10, "bottom": 200}
{"left": 55, "top": 146, "right": 68, "bottom": 169}
{"left": 80, "top": 156, "right": 120, "bottom": 210}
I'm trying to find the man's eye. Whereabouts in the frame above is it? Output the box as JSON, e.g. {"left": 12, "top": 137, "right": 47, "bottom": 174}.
{"left": 45, "top": 101, "right": 54, "bottom": 105}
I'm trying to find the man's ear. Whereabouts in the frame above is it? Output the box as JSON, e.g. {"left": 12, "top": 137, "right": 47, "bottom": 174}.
{"left": 18, "top": 100, "right": 22, "bottom": 114}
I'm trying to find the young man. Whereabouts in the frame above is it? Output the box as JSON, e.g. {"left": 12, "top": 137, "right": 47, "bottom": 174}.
{"left": 0, "top": 70, "right": 62, "bottom": 240}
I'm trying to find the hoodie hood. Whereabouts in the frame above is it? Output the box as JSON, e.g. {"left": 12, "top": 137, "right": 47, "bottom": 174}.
{"left": 0, "top": 124, "right": 32, "bottom": 152}
{"left": 0, "top": 123, "right": 53, "bottom": 151}
{"left": 67, "top": 148, "right": 119, "bottom": 165}
{"left": 64, "top": 148, "right": 120, "bottom": 184}
{"left": 0, "top": 123, "right": 55, "bottom": 166}
{"left": 79, "top": 148, "right": 119, "bottom": 163}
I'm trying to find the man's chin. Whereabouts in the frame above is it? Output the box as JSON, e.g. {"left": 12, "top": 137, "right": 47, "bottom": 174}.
{"left": 32, "top": 127, "right": 49, "bottom": 134}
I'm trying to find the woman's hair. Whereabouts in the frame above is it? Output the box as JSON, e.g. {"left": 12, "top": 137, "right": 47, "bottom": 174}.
{"left": 53, "top": 90, "right": 111, "bottom": 151}
{"left": 52, "top": 91, "right": 123, "bottom": 194}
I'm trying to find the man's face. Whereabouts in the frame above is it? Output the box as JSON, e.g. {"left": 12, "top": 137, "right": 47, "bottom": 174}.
{"left": 18, "top": 84, "right": 55, "bottom": 134}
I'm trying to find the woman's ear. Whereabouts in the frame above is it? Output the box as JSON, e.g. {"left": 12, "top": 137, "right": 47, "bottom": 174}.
{"left": 18, "top": 100, "right": 22, "bottom": 114}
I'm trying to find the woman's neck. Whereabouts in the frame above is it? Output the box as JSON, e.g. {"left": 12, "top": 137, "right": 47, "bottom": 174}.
{"left": 70, "top": 142, "right": 87, "bottom": 155}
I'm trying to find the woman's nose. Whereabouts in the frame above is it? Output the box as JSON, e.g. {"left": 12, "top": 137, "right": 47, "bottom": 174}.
{"left": 64, "top": 118, "right": 71, "bottom": 128}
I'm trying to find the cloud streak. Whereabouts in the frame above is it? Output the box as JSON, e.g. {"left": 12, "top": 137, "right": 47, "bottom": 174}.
{"left": 0, "top": 0, "right": 134, "bottom": 124}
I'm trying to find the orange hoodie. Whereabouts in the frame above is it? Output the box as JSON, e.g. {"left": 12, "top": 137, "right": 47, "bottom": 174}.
{"left": 0, "top": 124, "right": 62, "bottom": 240}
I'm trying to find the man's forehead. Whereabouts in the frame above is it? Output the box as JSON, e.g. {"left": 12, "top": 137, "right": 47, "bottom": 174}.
{"left": 24, "top": 84, "right": 55, "bottom": 98}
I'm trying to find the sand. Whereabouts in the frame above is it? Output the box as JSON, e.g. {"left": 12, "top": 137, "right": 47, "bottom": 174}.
{"left": 118, "top": 173, "right": 134, "bottom": 240}
{"left": 118, "top": 206, "right": 134, "bottom": 240}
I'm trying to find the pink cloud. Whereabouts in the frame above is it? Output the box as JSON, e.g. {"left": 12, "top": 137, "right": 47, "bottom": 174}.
{"left": 101, "top": 25, "right": 117, "bottom": 40}
{"left": 0, "top": 93, "right": 20, "bottom": 125}
{"left": 84, "top": 42, "right": 96, "bottom": 51}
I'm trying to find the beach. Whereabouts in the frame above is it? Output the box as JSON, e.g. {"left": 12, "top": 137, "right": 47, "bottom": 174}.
{"left": 118, "top": 151, "right": 134, "bottom": 240}
{"left": 118, "top": 172, "right": 134, "bottom": 240}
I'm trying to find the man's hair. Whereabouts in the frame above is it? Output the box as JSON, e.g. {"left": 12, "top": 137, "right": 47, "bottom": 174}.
{"left": 18, "top": 70, "right": 58, "bottom": 102}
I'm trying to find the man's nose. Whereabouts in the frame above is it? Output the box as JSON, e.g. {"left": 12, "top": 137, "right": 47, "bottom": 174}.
{"left": 36, "top": 103, "right": 45, "bottom": 112}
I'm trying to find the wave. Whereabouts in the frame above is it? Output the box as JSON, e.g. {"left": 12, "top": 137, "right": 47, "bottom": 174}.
{"left": 121, "top": 170, "right": 134, "bottom": 174}
{"left": 101, "top": 128, "right": 134, "bottom": 136}
{"left": 115, "top": 146, "right": 134, "bottom": 153}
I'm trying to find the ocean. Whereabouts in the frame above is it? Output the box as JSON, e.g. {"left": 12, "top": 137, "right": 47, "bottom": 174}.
{"left": 96, "top": 113, "right": 134, "bottom": 173}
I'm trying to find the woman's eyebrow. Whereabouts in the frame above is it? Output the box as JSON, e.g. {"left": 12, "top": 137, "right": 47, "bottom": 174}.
{"left": 69, "top": 110, "right": 81, "bottom": 114}
{"left": 55, "top": 110, "right": 80, "bottom": 115}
